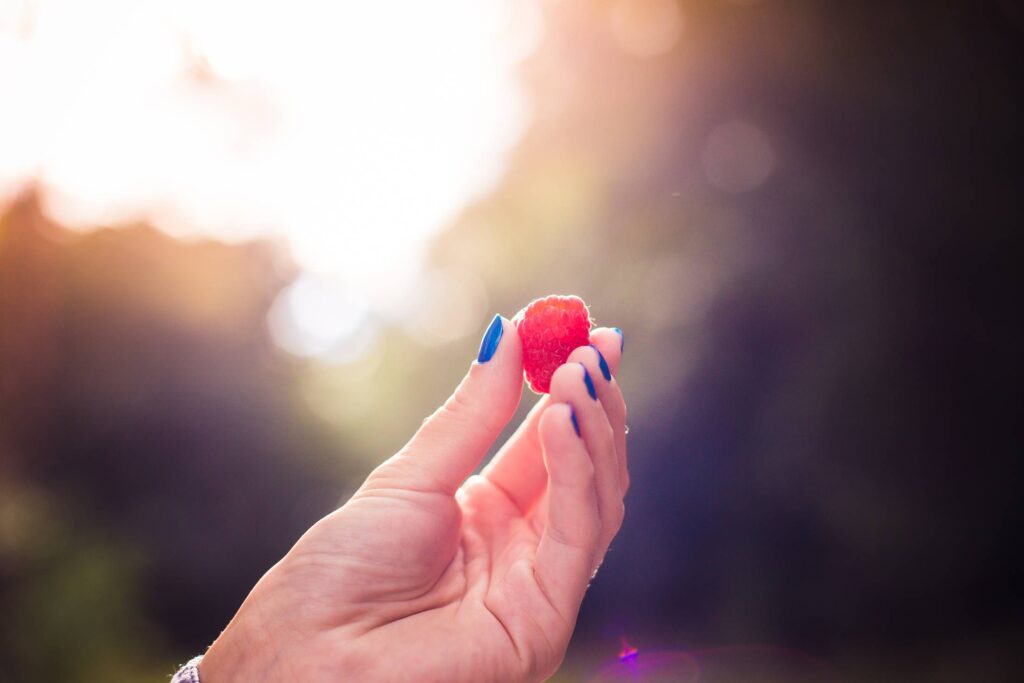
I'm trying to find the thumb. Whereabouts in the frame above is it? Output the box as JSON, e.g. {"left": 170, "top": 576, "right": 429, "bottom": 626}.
{"left": 371, "top": 315, "right": 524, "bottom": 495}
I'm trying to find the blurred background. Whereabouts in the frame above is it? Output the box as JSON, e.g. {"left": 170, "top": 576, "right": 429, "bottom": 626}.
{"left": 1, "top": 0, "right": 1021, "bottom": 681}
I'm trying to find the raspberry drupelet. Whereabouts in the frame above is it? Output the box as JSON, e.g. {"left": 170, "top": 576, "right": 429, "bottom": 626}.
{"left": 512, "top": 295, "right": 593, "bottom": 393}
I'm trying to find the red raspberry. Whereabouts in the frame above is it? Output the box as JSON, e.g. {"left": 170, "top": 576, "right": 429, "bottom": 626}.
{"left": 513, "top": 295, "right": 593, "bottom": 394}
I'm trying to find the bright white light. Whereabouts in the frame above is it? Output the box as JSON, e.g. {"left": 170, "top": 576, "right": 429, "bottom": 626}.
{"left": 267, "top": 274, "right": 373, "bottom": 361}
{"left": 0, "top": 0, "right": 541, "bottom": 356}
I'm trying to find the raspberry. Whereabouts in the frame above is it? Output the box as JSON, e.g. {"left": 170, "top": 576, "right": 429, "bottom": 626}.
{"left": 513, "top": 295, "right": 593, "bottom": 393}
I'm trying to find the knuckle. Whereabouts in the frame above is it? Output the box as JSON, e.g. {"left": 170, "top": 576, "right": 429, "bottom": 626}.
{"left": 443, "top": 387, "right": 505, "bottom": 435}
{"left": 443, "top": 388, "right": 477, "bottom": 422}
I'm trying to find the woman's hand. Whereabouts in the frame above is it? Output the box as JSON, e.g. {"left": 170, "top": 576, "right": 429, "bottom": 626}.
{"left": 199, "top": 318, "right": 629, "bottom": 683}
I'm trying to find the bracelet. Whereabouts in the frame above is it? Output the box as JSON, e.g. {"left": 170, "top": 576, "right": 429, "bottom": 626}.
{"left": 171, "top": 655, "right": 203, "bottom": 683}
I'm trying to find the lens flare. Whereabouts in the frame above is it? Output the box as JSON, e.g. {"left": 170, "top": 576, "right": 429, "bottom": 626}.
{"left": 589, "top": 644, "right": 835, "bottom": 683}
{"left": 590, "top": 651, "right": 699, "bottom": 683}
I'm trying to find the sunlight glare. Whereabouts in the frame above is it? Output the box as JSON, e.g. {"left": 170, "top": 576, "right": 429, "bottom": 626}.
{"left": 0, "top": 0, "right": 541, "bottom": 357}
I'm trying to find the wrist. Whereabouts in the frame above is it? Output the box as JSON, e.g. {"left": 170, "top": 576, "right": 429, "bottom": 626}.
{"left": 199, "top": 628, "right": 249, "bottom": 683}
{"left": 198, "top": 633, "right": 239, "bottom": 683}
{"left": 199, "top": 602, "right": 277, "bottom": 683}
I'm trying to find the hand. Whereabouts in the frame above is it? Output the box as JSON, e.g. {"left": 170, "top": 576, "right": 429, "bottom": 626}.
{"left": 199, "top": 318, "right": 629, "bottom": 683}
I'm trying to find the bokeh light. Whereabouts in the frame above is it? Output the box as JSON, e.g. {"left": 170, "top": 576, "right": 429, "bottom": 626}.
{"left": 701, "top": 121, "right": 775, "bottom": 194}
{"left": 0, "top": 0, "right": 541, "bottom": 357}
{"left": 608, "top": 0, "right": 684, "bottom": 59}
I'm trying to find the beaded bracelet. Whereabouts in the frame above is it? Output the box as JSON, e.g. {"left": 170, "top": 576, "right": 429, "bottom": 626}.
{"left": 170, "top": 655, "right": 203, "bottom": 683}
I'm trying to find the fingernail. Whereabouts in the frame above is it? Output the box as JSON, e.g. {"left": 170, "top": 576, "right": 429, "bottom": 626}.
{"left": 612, "top": 327, "right": 624, "bottom": 352}
{"left": 590, "top": 344, "right": 611, "bottom": 381}
{"left": 570, "top": 408, "right": 580, "bottom": 437}
{"left": 579, "top": 363, "right": 597, "bottom": 400}
{"left": 476, "top": 315, "right": 503, "bottom": 363}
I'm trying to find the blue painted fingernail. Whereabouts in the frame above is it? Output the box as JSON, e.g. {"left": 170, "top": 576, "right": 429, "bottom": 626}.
{"left": 590, "top": 344, "right": 611, "bottom": 381}
{"left": 579, "top": 363, "right": 597, "bottom": 400}
{"left": 612, "top": 327, "right": 624, "bottom": 352}
{"left": 570, "top": 408, "right": 580, "bottom": 437}
{"left": 476, "top": 315, "right": 503, "bottom": 363}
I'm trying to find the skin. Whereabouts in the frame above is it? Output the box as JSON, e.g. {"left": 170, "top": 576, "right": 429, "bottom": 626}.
{"left": 200, "top": 321, "right": 629, "bottom": 683}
